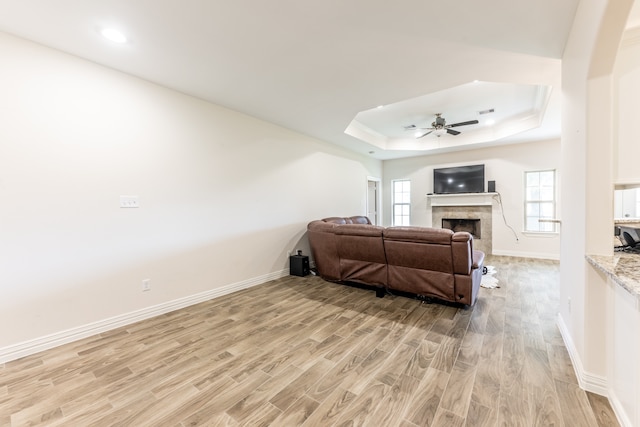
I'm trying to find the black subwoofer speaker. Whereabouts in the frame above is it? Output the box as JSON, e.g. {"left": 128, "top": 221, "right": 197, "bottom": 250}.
{"left": 488, "top": 180, "right": 496, "bottom": 193}
{"left": 290, "top": 254, "right": 310, "bottom": 276}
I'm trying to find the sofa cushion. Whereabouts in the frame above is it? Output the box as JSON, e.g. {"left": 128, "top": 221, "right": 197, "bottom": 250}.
{"left": 334, "top": 224, "right": 386, "bottom": 286}
{"left": 335, "top": 224, "right": 384, "bottom": 238}
{"left": 384, "top": 226, "right": 453, "bottom": 244}
{"left": 382, "top": 226, "right": 456, "bottom": 299}
{"left": 348, "top": 216, "right": 372, "bottom": 225}
{"left": 321, "top": 216, "right": 372, "bottom": 225}
{"left": 383, "top": 227, "right": 454, "bottom": 273}
{"left": 322, "top": 217, "right": 349, "bottom": 224}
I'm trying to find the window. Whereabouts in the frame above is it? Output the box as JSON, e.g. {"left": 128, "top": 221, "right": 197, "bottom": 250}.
{"left": 392, "top": 180, "right": 411, "bottom": 226}
{"left": 524, "top": 170, "right": 556, "bottom": 232}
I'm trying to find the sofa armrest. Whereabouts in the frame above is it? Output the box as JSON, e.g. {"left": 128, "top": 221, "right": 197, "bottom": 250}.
{"left": 308, "top": 220, "right": 339, "bottom": 232}
{"left": 451, "top": 231, "right": 474, "bottom": 275}
{"left": 307, "top": 220, "right": 341, "bottom": 281}
{"left": 472, "top": 249, "right": 485, "bottom": 270}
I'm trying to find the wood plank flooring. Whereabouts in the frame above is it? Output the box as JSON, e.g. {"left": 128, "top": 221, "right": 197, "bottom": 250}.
{"left": 0, "top": 256, "right": 620, "bottom": 426}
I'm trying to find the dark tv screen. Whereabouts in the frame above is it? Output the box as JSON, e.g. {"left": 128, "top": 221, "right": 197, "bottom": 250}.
{"left": 433, "top": 164, "right": 485, "bottom": 194}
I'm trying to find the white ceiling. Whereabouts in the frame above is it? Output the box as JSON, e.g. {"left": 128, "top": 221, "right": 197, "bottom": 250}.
{"left": 0, "top": 0, "right": 582, "bottom": 159}
{"left": 346, "top": 81, "right": 553, "bottom": 154}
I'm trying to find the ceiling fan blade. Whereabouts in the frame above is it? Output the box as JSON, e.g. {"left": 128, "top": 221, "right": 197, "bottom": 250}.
{"left": 416, "top": 131, "right": 433, "bottom": 138}
{"left": 448, "top": 120, "right": 479, "bottom": 128}
{"left": 446, "top": 128, "right": 461, "bottom": 136}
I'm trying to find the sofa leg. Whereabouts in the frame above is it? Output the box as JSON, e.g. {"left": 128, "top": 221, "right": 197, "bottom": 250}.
{"left": 416, "top": 294, "right": 434, "bottom": 304}
{"left": 375, "top": 288, "right": 385, "bottom": 298}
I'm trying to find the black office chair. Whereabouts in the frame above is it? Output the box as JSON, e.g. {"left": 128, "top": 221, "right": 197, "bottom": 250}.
{"left": 621, "top": 231, "right": 639, "bottom": 248}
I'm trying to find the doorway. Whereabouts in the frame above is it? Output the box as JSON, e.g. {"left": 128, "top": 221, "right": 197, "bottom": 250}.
{"left": 367, "top": 177, "right": 381, "bottom": 225}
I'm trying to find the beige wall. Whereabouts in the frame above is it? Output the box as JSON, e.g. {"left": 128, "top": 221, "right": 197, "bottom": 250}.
{"left": 0, "top": 32, "right": 381, "bottom": 356}
{"left": 382, "top": 139, "right": 562, "bottom": 259}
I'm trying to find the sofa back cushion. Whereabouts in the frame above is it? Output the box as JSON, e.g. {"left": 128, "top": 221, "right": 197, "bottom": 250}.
{"left": 383, "top": 226, "right": 455, "bottom": 299}
{"left": 383, "top": 227, "right": 454, "bottom": 273}
{"left": 321, "top": 216, "right": 372, "bottom": 225}
{"left": 335, "top": 224, "right": 386, "bottom": 286}
{"left": 322, "top": 217, "right": 349, "bottom": 224}
{"left": 348, "top": 216, "right": 372, "bottom": 224}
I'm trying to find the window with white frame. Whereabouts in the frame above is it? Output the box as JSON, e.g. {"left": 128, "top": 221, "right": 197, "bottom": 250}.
{"left": 392, "top": 180, "right": 411, "bottom": 226}
{"left": 524, "top": 170, "right": 556, "bottom": 232}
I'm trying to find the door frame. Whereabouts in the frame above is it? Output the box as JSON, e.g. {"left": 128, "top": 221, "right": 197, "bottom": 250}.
{"left": 366, "top": 176, "right": 382, "bottom": 225}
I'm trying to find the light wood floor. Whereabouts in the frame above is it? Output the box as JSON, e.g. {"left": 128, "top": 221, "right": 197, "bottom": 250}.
{"left": 1, "top": 256, "right": 620, "bottom": 426}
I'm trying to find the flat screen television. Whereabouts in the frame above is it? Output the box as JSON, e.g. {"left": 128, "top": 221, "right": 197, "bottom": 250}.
{"left": 433, "top": 164, "right": 485, "bottom": 194}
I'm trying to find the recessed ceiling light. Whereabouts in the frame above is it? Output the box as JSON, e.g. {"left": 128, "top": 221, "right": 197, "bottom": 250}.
{"left": 376, "top": 105, "right": 384, "bottom": 109}
{"left": 486, "top": 119, "right": 496, "bottom": 126}
{"left": 101, "top": 28, "right": 128, "bottom": 44}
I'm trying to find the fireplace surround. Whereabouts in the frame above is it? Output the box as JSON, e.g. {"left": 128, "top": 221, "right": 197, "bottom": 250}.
{"left": 432, "top": 205, "right": 492, "bottom": 254}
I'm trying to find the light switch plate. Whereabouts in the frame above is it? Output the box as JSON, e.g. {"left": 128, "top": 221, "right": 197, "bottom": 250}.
{"left": 120, "top": 195, "right": 139, "bottom": 208}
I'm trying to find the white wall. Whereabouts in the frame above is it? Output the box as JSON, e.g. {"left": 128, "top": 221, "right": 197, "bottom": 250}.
{"left": 560, "top": 1, "right": 638, "bottom": 425}
{"left": 615, "top": 29, "right": 640, "bottom": 186}
{"left": 559, "top": 0, "right": 601, "bottom": 380}
{"left": 0, "top": 32, "right": 381, "bottom": 359}
{"left": 382, "top": 139, "right": 561, "bottom": 259}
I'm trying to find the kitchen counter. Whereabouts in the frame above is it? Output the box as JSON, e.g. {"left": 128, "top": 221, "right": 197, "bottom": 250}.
{"left": 586, "top": 252, "right": 640, "bottom": 302}
{"left": 614, "top": 219, "right": 640, "bottom": 225}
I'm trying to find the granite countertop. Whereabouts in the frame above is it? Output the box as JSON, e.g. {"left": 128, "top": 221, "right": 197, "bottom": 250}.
{"left": 614, "top": 219, "right": 640, "bottom": 225}
{"left": 586, "top": 252, "right": 640, "bottom": 302}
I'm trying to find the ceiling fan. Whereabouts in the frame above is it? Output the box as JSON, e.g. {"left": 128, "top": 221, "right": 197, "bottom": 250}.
{"left": 405, "top": 113, "right": 479, "bottom": 138}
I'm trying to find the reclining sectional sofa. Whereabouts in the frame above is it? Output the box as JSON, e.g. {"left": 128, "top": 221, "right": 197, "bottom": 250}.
{"left": 307, "top": 216, "right": 485, "bottom": 306}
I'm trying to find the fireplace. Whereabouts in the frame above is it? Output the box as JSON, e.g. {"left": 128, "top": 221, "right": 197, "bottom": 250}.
{"left": 431, "top": 205, "right": 492, "bottom": 255}
{"left": 442, "top": 218, "right": 481, "bottom": 239}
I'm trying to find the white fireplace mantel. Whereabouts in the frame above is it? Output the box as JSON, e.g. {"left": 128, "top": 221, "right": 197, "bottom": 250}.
{"left": 426, "top": 192, "right": 497, "bottom": 207}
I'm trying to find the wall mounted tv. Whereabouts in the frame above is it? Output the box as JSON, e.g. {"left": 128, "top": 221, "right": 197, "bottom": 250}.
{"left": 433, "top": 164, "right": 485, "bottom": 194}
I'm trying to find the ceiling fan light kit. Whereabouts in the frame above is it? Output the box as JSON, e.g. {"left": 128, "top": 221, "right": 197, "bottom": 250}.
{"left": 410, "top": 113, "right": 479, "bottom": 139}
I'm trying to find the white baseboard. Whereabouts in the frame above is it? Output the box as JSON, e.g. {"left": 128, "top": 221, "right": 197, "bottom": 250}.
{"left": 0, "top": 268, "right": 289, "bottom": 364}
{"left": 556, "top": 313, "right": 631, "bottom": 427}
{"left": 556, "top": 313, "right": 608, "bottom": 396}
{"left": 491, "top": 249, "right": 560, "bottom": 260}
{"left": 608, "top": 389, "right": 634, "bottom": 427}
{"left": 557, "top": 311, "right": 633, "bottom": 427}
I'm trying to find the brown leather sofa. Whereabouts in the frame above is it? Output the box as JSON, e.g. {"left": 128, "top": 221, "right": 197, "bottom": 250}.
{"left": 307, "top": 216, "right": 485, "bottom": 306}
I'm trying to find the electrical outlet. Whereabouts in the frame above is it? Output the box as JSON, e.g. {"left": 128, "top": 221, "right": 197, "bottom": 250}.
{"left": 287, "top": 251, "right": 291, "bottom": 257}
{"left": 142, "top": 279, "right": 151, "bottom": 292}
{"left": 567, "top": 297, "right": 571, "bottom": 312}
